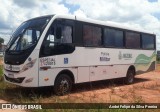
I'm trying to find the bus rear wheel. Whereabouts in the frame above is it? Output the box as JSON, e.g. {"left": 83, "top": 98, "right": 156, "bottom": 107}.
{"left": 125, "top": 69, "right": 135, "bottom": 84}
{"left": 54, "top": 74, "right": 72, "bottom": 96}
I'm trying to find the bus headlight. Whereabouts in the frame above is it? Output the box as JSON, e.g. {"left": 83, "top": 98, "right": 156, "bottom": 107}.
{"left": 22, "top": 59, "right": 36, "bottom": 72}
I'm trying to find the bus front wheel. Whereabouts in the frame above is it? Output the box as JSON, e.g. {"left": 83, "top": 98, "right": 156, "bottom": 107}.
{"left": 125, "top": 69, "right": 135, "bottom": 84}
{"left": 54, "top": 74, "right": 72, "bottom": 95}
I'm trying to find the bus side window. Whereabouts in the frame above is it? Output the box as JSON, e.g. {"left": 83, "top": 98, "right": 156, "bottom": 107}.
{"left": 46, "top": 26, "right": 55, "bottom": 47}
{"left": 56, "top": 25, "right": 73, "bottom": 44}
{"left": 41, "top": 26, "right": 55, "bottom": 55}
{"left": 83, "top": 25, "right": 92, "bottom": 46}
{"left": 125, "top": 31, "right": 140, "bottom": 49}
{"left": 142, "top": 34, "right": 155, "bottom": 49}
{"left": 61, "top": 25, "right": 72, "bottom": 44}
{"left": 103, "top": 28, "right": 124, "bottom": 48}
{"left": 40, "top": 21, "right": 75, "bottom": 57}
{"left": 83, "top": 25, "right": 101, "bottom": 46}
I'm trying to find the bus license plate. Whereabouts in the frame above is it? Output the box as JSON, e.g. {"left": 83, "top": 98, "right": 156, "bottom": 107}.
{"left": 8, "top": 74, "right": 14, "bottom": 78}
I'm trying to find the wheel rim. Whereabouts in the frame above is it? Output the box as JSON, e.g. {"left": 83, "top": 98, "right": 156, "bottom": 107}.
{"left": 58, "top": 78, "right": 69, "bottom": 94}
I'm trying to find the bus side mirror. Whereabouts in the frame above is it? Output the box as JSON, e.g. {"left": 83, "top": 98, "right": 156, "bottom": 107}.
{"left": 56, "top": 27, "right": 62, "bottom": 39}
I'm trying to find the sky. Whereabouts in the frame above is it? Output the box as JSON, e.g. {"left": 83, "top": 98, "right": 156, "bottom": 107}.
{"left": 0, "top": 0, "right": 160, "bottom": 49}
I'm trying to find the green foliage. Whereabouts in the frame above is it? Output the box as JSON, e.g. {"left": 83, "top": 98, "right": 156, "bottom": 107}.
{"left": 157, "top": 56, "right": 160, "bottom": 63}
{"left": 0, "top": 37, "right": 4, "bottom": 45}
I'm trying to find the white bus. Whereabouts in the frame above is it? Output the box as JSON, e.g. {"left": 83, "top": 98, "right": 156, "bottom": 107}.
{"left": 4, "top": 15, "right": 156, "bottom": 95}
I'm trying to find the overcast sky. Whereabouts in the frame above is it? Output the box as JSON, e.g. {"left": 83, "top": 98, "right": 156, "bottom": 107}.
{"left": 0, "top": 0, "right": 160, "bottom": 49}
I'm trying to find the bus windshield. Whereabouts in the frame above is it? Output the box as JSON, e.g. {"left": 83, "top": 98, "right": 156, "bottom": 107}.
{"left": 7, "top": 16, "right": 52, "bottom": 53}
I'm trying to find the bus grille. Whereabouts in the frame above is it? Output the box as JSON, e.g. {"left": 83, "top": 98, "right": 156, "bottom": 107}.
{"left": 5, "top": 69, "right": 20, "bottom": 73}
{"left": 4, "top": 74, "right": 25, "bottom": 83}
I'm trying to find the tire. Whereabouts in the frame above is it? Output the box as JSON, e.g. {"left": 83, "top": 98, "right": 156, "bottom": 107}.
{"left": 54, "top": 74, "right": 72, "bottom": 96}
{"left": 125, "top": 69, "right": 135, "bottom": 84}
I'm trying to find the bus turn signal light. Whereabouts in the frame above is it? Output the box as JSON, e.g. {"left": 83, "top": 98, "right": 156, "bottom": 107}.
{"left": 44, "top": 78, "right": 49, "bottom": 81}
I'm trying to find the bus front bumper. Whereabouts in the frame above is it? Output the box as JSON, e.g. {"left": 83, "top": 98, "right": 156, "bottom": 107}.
{"left": 3, "top": 71, "right": 39, "bottom": 87}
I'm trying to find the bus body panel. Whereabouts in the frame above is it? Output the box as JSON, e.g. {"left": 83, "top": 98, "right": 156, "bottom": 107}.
{"left": 37, "top": 47, "right": 155, "bottom": 86}
{"left": 38, "top": 67, "right": 78, "bottom": 87}
{"left": 39, "top": 47, "right": 156, "bottom": 67}
{"left": 4, "top": 46, "right": 155, "bottom": 87}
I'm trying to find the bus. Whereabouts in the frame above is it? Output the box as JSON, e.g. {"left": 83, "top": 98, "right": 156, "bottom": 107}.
{"left": 4, "top": 14, "right": 156, "bottom": 95}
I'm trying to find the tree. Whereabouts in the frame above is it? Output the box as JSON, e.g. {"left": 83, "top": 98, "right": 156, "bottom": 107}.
{"left": 0, "top": 37, "right": 4, "bottom": 51}
{"left": 0, "top": 37, "right": 4, "bottom": 45}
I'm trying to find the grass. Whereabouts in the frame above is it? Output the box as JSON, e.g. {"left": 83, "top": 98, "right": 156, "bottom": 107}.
{"left": 0, "top": 65, "right": 3, "bottom": 81}
{"left": 0, "top": 64, "right": 160, "bottom": 112}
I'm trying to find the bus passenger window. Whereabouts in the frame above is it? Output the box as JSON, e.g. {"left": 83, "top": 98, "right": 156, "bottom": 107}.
{"left": 46, "top": 26, "right": 55, "bottom": 47}
{"left": 41, "top": 24, "right": 75, "bottom": 56}
{"left": 83, "top": 25, "right": 92, "bottom": 46}
{"left": 125, "top": 32, "right": 140, "bottom": 49}
{"left": 93, "top": 27, "right": 101, "bottom": 46}
{"left": 142, "top": 34, "right": 155, "bottom": 49}
{"left": 103, "top": 28, "right": 123, "bottom": 47}
{"left": 61, "top": 26, "right": 72, "bottom": 43}
{"left": 83, "top": 25, "right": 101, "bottom": 46}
